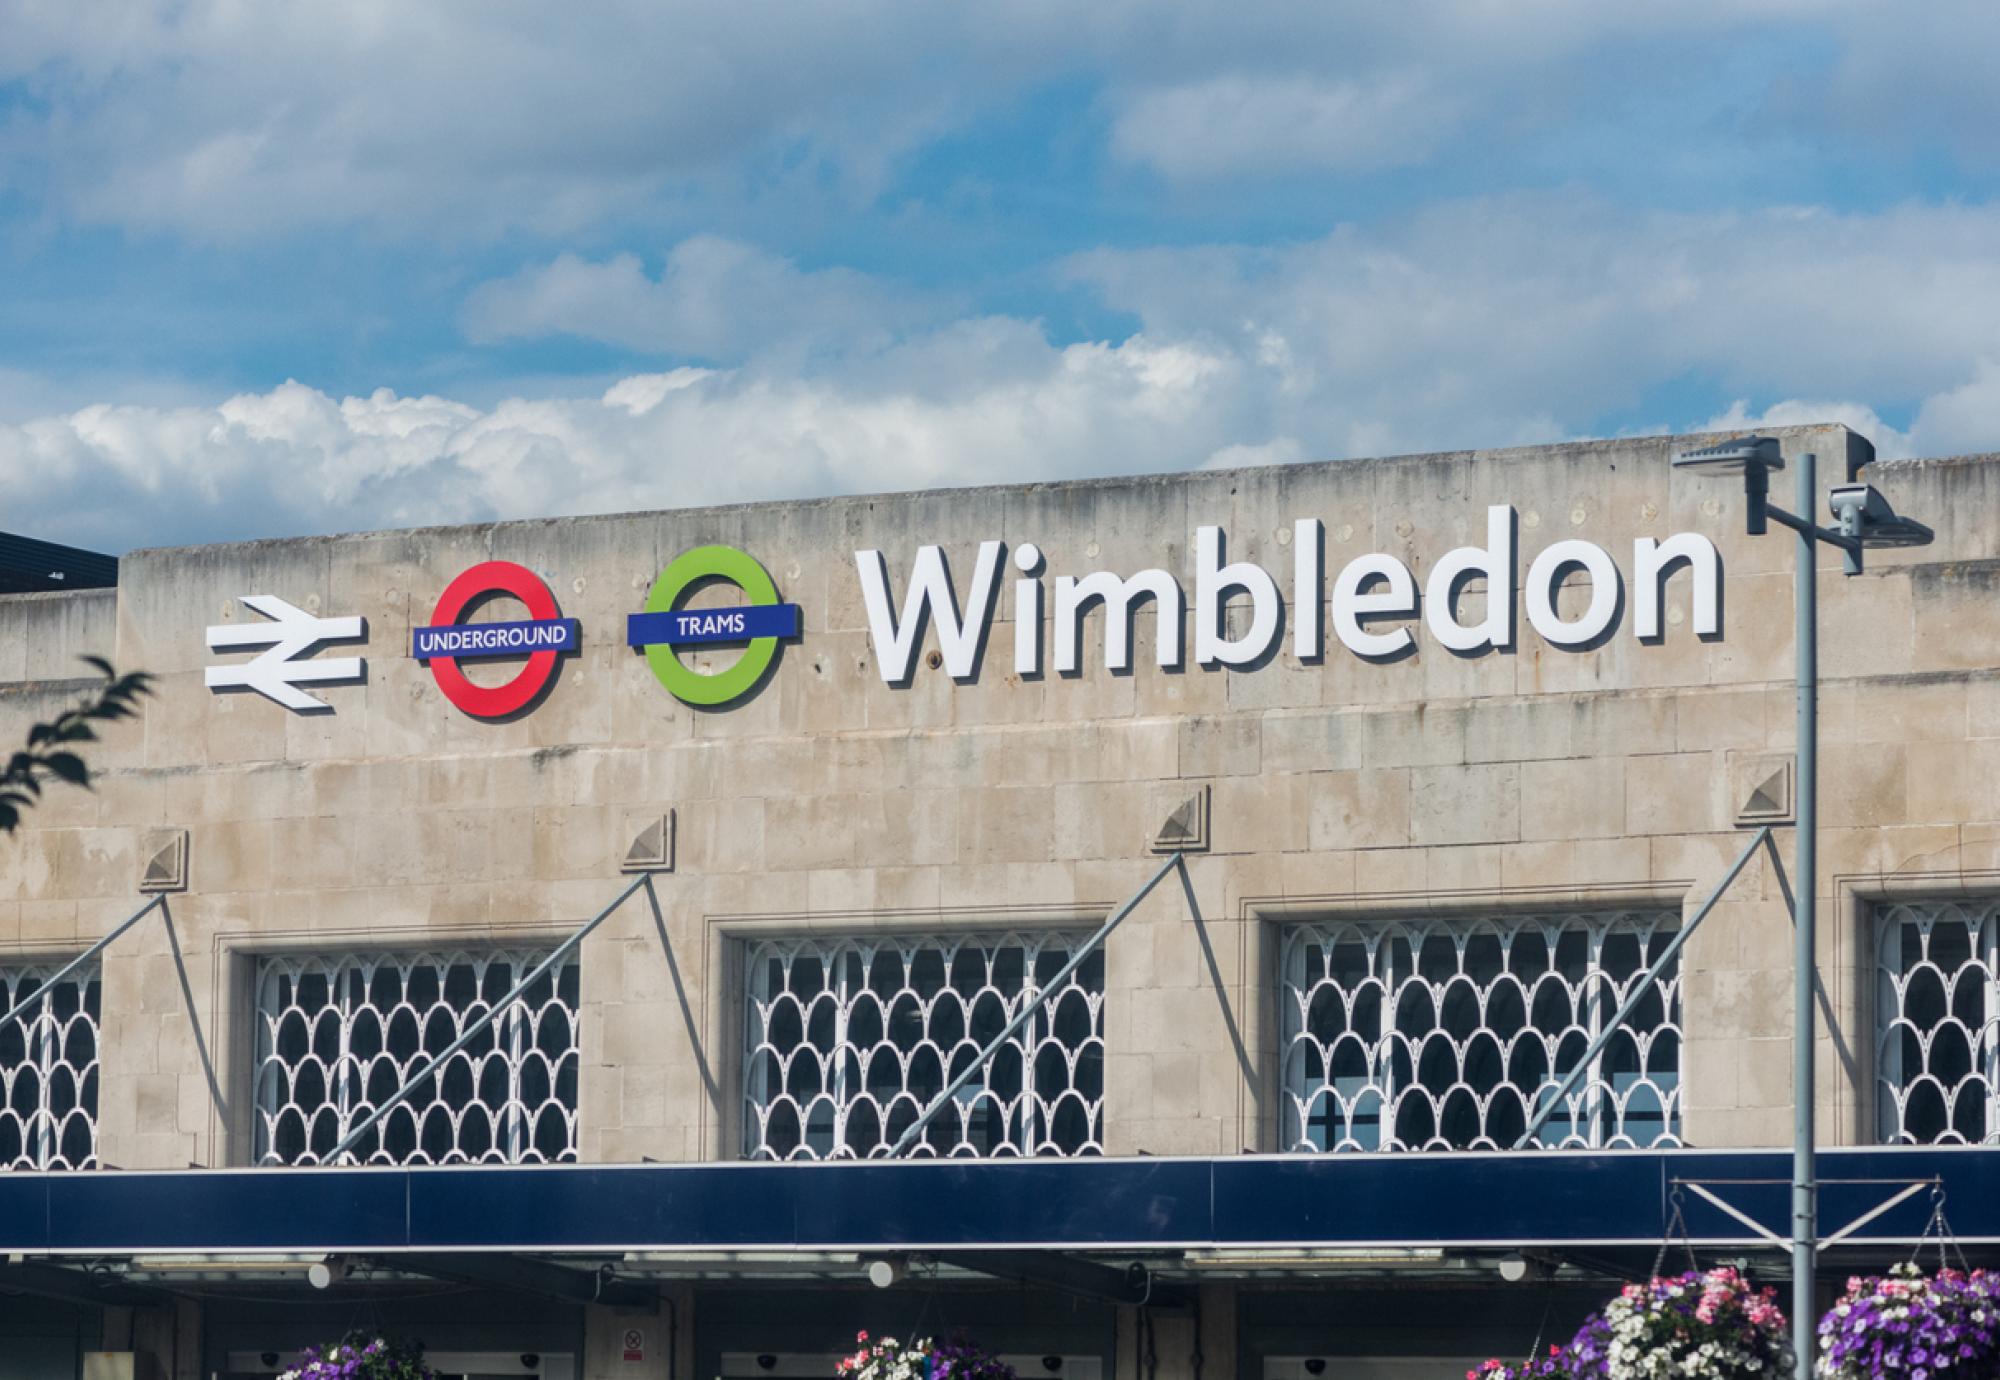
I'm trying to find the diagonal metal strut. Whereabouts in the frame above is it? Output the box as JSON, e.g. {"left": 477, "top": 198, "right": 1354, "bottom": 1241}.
{"left": 889, "top": 851, "right": 1186, "bottom": 1157}
{"left": 1514, "top": 825, "right": 1772, "bottom": 1149}
{"left": 0, "top": 893, "right": 166, "bottom": 1035}
{"left": 328, "top": 871, "right": 656, "bottom": 1163}
{"left": 1670, "top": 1176, "right": 1941, "bottom": 1250}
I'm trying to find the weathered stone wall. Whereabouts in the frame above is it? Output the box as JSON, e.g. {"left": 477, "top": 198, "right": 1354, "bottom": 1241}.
{"left": 2, "top": 423, "right": 1996, "bottom": 1169}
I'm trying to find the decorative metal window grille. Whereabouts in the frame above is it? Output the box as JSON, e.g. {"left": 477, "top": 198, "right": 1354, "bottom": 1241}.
{"left": 253, "top": 949, "right": 579, "bottom": 1166}
{"left": 1280, "top": 912, "right": 1683, "bottom": 1152}
{"left": 743, "top": 931, "right": 1104, "bottom": 1160}
{"left": 0, "top": 963, "right": 100, "bottom": 1171}
{"left": 1876, "top": 898, "right": 1998, "bottom": 1145}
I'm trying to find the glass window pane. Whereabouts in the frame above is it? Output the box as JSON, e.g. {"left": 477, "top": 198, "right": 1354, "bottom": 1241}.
{"left": 1280, "top": 912, "right": 1683, "bottom": 1152}
{"left": 252, "top": 949, "right": 579, "bottom": 1166}
{"left": 1875, "top": 900, "right": 1998, "bottom": 1146}
{"left": 0, "top": 962, "right": 100, "bottom": 1170}
{"left": 742, "top": 931, "right": 1104, "bottom": 1160}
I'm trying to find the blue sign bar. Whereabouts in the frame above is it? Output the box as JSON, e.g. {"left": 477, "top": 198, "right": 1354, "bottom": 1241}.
{"left": 626, "top": 603, "right": 800, "bottom": 647}
{"left": 2, "top": 1148, "right": 1997, "bottom": 1255}
{"left": 412, "top": 618, "right": 580, "bottom": 660}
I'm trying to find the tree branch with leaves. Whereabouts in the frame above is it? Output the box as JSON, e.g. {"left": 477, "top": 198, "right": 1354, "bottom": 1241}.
{"left": 0, "top": 657, "right": 153, "bottom": 834}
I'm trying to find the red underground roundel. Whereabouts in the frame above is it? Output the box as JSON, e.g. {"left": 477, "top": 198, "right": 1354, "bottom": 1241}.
{"left": 411, "top": 561, "right": 580, "bottom": 717}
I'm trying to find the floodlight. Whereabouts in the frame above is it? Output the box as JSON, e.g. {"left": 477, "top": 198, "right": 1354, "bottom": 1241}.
{"left": 1497, "top": 1252, "right": 1530, "bottom": 1283}
{"left": 307, "top": 1256, "right": 349, "bottom": 1289}
{"left": 1672, "top": 435, "right": 1784, "bottom": 474}
{"left": 866, "top": 1256, "right": 905, "bottom": 1289}
{"left": 1828, "top": 483, "right": 1935, "bottom": 548}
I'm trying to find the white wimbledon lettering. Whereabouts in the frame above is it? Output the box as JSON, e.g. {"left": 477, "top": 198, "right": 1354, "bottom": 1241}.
{"left": 853, "top": 507, "right": 1724, "bottom": 680}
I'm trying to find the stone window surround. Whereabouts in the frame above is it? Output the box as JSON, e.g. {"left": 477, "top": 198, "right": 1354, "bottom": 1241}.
{"left": 1852, "top": 877, "right": 2000, "bottom": 1147}
{"left": 200, "top": 923, "right": 592, "bottom": 1170}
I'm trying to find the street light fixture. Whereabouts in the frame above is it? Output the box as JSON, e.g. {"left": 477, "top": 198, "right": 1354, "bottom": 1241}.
{"left": 1671, "top": 434, "right": 1932, "bottom": 1380}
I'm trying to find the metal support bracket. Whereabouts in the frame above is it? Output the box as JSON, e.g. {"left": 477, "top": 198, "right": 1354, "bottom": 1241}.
{"left": 888, "top": 851, "right": 1187, "bottom": 1157}
{"left": 327, "top": 872, "right": 658, "bottom": 1163}
{"left": 1670, "top": 1176, "right": 1942, "bottom": 1251}
{"left": 0, "top": 893, "right": 167, "bottom": 1035}
{"left": 1678, "top": 1181, "right": 1788, "bottom": 1248}
{"left": 1514, "top": 826, "right": 1771, "bottom": 1149}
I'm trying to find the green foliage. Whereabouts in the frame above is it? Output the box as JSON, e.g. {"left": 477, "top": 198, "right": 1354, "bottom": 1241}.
{"left": 0, "top": 657, "right": 152, "bottom": 834}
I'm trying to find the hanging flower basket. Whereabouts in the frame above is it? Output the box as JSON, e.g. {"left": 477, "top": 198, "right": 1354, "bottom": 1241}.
{"left": 1816, "top": 1263, "right": 2000, "bottom": 1379}
{"left": 279, "top": 1335, "right": 434, "bottom": 1380}
{"left": 1564, "top": 1267, "right": 1791, "bottom": 1379}
{"left": 837, "top": 1333, "right": 1016, "bottom": 1380}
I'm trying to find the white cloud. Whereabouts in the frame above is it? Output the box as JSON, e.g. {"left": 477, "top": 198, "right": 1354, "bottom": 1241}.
{"left": 461, "top": 238, "right": 943, "bottom": 359}
{"left": 1067, "top": 195, "right": 2000, "bottom": 428}
{"left": 1108, "top": 73, "right": 1454, "bottom": 179}
{"left": 1702, "top": 398, "right": 1914, "bottom": 459}
{"left": 11, "top": 191, "right": 2000, "bottom": 553}
{"left": 0, "top": 329, "right": 1259, "bottom": 551}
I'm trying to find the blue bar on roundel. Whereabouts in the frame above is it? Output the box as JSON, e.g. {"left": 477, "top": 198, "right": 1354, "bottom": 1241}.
{"left": 626, "top": 603, "right": 801, "bottom": 647}
{"left": 411, "top": 618, "right": 580, "bottom": 661}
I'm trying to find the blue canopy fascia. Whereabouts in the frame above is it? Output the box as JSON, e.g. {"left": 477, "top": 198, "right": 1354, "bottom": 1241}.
{"left": 2, "top": 1146, "right": 1995, "bottom": 1257}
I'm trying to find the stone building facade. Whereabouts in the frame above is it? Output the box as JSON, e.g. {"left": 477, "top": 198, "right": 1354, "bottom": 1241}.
{"left": 1, "top": 422, "right": 1996, "bottom": 1379}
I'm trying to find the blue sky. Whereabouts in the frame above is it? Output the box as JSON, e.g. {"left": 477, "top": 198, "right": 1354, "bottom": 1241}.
{"left": 4, "top": 2, "right": 2000, "bottom": 551}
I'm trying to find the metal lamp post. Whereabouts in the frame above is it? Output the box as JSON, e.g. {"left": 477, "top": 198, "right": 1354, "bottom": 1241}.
{"left": 1672, "top": 435, "right": 1933, "bottom": 1380}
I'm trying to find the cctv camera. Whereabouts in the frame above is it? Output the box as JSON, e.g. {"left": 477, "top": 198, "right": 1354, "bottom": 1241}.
{"left": 1828, "top": 483, "right": 1934, "bottom": 548}
{"left": 1828, "top": 483, "right": 1892, "bottom": 540}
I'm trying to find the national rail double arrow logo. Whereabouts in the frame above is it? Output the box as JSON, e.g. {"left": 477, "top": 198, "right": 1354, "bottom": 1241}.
{"left": 204, "top": 595, "right": 367, "bottom": 712}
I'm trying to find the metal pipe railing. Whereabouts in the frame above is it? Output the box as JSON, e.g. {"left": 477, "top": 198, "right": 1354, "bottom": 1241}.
{"left": 0, "top": 893, "right": 165, "bottom": 1035}
{"left": 326, "top": 871, "right": 655, "bottom": 1164}
{"left": 1514, "top": 825, "right": 1772, "bottom": 1149}
{"left": 889, "top": 851, "right": 1186, "bottom": 1157}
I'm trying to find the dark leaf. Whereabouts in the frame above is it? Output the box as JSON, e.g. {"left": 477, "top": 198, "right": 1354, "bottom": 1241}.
{"left": 42, "top": 752, "right": 89, "bottom": 786}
